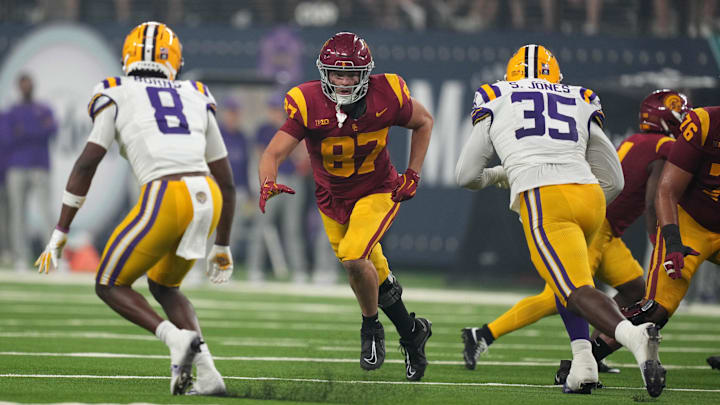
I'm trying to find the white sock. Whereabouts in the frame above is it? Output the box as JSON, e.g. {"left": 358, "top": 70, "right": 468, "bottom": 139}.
{"left": 614, "top": 320, "right": 636, "bottom": 348}
{"left": 154, "top": 320, "right": 179, "bottom": 346}
{"left": 571, "top": 339, "right": 593, "bottom": 362}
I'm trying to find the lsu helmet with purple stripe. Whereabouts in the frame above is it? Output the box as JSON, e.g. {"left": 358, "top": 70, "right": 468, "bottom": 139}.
{"left": 505, "top": 44, "right": 562, "bottom": 84}
{"left": 122, "top": 21, "right": 183, "bottom": 80}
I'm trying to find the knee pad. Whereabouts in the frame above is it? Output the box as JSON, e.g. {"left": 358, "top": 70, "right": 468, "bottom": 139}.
{"left": 621, "top": 299, "right": 668, "bottom": 329}
{"left": 378, "top": 273, "right": 403, "bottom": 309}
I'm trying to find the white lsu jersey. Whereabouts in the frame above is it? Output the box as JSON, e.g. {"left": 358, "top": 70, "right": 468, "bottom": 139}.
{"left": 86, "top": 76, "right": 227, "bottom": 185}
{"left": 471, "top": 78, "right": 606, "bottom": 211}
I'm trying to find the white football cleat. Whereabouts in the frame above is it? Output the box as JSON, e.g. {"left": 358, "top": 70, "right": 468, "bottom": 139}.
{"left": 636, "top": 323, "right": 666, "bottom": 398}
{"left": 169, "top": 329, "right": 202, "bottom": 395}
{"left": 188, "top": 367, "right": 226, "bottom": 396}
{"left": 563, "top": 357, "right": 599, "bottom": 394}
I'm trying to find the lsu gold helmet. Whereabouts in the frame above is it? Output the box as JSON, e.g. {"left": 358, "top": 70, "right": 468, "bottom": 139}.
{"left": 122, "top": 21, "right": 183, "bottom": 80}
{"left": 505, "top": 44, "right": 562, "bottom": 83}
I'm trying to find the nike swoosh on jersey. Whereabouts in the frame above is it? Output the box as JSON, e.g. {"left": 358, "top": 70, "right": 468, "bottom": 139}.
{"left": 375, "top": 107, "right": 388, "bottom": 117}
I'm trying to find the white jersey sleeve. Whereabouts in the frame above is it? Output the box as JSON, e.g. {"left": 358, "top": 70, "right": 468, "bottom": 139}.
{"left": 84, "top": 76, "right": 221, "bottom": 184}
{"left": 205, "top": 111, "right": 228, "bottom": 163}
{"left": 471, "top": 79, "right": 604, "bottom": 212}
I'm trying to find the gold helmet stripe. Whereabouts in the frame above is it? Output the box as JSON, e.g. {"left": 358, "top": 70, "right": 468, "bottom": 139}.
{"left": 521, "top": 45, "right": 528, "bottom": 79}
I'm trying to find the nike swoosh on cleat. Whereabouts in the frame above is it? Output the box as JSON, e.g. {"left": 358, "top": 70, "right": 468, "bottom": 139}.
{"left": 363, "top": 340, "right": 377, "bottom": 364}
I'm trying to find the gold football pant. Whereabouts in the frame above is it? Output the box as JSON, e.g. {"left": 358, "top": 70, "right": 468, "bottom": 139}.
{"left": 319, "top": 192, "right": 400, "bottom": 285}
{"left": 95, "top": 177, "right": 222, "bottom": 287}
{"left": 489, "top": 216, "right": 644, "bottom": 339}
{"left": 519, "top": 184, "right": 605, "bottom": 307}
{"left": 646, "top": 206, "right": 720, "bottom": 315}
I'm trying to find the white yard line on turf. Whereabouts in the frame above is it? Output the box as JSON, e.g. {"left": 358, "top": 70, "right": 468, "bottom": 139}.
{"left": 1, "top": 373, "right": 719, "bottom": 394}
{"left": 0, "top": 351, "right": 710, "bottom": 370}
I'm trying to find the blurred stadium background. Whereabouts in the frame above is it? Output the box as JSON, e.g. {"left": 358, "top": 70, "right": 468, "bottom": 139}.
{"left": 0, "top": 0, "right": 719, "bottom": 300}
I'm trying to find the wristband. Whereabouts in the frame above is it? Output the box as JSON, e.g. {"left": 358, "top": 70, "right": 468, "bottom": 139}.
{"left": 62, "top": 190, "right": 86, "bottom": 208}
{"left": 660, "top": 224, "right": 682, "bottom": 252}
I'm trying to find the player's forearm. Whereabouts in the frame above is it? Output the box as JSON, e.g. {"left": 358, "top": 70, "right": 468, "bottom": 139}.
{"left": 654, "top": 180, "right": 680, "bottom": 228}
{"left": 214, "top": 189, "right": 235, "bottom": 246}
{"left": 406, "top": 123, "right": 432, "bottom": 174}
{"left": 257, "top": 151, "right": 280, "bottom": 185}
{"left": 56, "top": 159, "right": 99, "bottom": 230}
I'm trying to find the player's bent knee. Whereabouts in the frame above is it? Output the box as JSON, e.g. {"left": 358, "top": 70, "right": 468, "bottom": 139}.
{"left": 621, "top": 299, "right": 669, "bottom": 329}
{"left": 378, "top": 274, "right": 403, "bottom": 309}
{"left": 147, "top": 277, "right": 178, "bottom": 300}
{"left": 615, "top": 277, "right": 646, "bottom": 304}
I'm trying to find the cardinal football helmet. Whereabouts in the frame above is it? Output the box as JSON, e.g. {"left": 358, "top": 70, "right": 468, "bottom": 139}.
{"left": 639, "top": 89, "right": 690, "bottom": 138}
{"left": 505, "top": 44, "right": 562, "bottom": 84}
{"left": 316, "top": 32, "right": 374, "bottom": 105}
{"left": 122, "top": 21, "right": 183, "bottom": 80}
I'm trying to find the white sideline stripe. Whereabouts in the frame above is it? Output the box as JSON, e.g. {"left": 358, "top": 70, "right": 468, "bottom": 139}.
{"left": 0, "top": 352, "right": 710, "bottom": 370}
{"left": 1, "top": 373, "right": 719, "bottom": 393}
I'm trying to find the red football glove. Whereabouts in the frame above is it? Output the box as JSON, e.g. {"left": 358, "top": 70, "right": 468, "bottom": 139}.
{"left": 660, "top": 224, "right": 699, "bottom": 280}
{"left": 259, "top": 179, "right": 295, "bottom": 213}
{"left": 392, "top": 168, "right": 420, "bottom": 202}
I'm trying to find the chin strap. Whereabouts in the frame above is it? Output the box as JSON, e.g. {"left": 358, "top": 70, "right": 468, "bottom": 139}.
{"left": 335, "top": 103, "right": 347, "bottom": 128}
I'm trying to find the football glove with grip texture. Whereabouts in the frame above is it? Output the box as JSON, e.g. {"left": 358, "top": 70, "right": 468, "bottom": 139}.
{"left": 259, "top": 179, "right": 295, "bottom": 213}
{"left": 35, "top": 228, "right": 68, "bottom": 274}
{"left": 206, "top": 244, "right": 233, "bottom": 284}
{"left": 660, "top": 224, "right": 699, "bottom": 280}
{"left": 392, "top": 168, "right": 419, "bottom": 202}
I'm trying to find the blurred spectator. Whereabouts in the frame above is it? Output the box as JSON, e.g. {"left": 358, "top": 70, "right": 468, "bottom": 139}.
{"left": 4, "top": 74, "right": 57, "bottom": 270}
{"left": 537, "top": 0, "right": 603, "bottom": 35}
{"left": 258, "top": 26, "right": 304, "bottom": 86}
{"left": 687, "top": 0, "right": 717, "bottom": 37}
{"left": 246, "top": 91, "right": 310, "bottom": 283}
{"left": 218, "top": 96, "right": 252, "bottom": 259}
{"left": 0, "top": 111, "right": 10, "bottom": 266}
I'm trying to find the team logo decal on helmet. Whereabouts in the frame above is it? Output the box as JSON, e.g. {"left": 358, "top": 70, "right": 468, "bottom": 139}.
{"left": 639, "top": 89, "right": 690, "bottom": 138}
{"left": 316, "top": 32, "right": 375, "bottom": 105}
{"left": 505, "top": 44, "right": 562, "bottom": 84}
{"left": 122, "top": 21, "right": 183, "bottom": 80}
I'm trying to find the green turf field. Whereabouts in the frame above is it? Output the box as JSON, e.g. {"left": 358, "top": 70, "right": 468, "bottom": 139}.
{"left": 0, "top": 272, "right": 719, "bottom": 404}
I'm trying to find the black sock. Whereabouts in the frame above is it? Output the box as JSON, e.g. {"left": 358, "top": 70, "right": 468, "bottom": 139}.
{"left": 380, "top": 298, "right": 415, "bottom": 339}
{"left": 362, "top": 313, "right": 380, "bottom": 330}
{"left": 476, "top": 324, "right": 495, "bottom": 345}
{"left": 592, "top": 336, "right": 616, "bottom": 361}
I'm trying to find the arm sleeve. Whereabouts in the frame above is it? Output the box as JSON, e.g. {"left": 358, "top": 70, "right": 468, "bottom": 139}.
{"left": 205, "top": 112, "right": 228, "bottom": 163}
{"left": 86, "top": 103, "right": 117, "bottom": 150}
{"left": 586, "top": 122, "right": 624, "bottom": 203}
{"left": 455, "top": 118, "right": 504, "bottom": 190}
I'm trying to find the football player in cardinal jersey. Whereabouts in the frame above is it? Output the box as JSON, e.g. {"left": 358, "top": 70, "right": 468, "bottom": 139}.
{"left": 460, "top": 89, "right": 690, "bottom": 382}
{"left": 35, "top": 22, "right": 234, "bottom": 395}
{"left": 258, "top": 32, "right": 434, "bottom": 381}
{"left": 455, "top": 44, "right": 666, "bottom": 397}
{"left": 592, "top": 103, "right": 720, "bottom": 373}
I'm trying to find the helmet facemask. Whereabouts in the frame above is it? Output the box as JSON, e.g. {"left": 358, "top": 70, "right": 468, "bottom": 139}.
{"left": 317, "top": 60, "right": 374, "bottom": 105}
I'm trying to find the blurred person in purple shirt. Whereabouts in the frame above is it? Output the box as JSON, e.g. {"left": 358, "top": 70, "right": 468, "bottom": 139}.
{"left": 247, "top": 91, "right": 310, "bottom": 282}
{"left": 218, "top": 96, "right": 251, "bottom": 258}
{"left": 0, "top": 111, "right": 11, "bottom": 265}
{"left": 258, "top": 27, "right": 304, "bottom": 86}
{"left": 5, "top": 74, "right": 57, "bottom": 270}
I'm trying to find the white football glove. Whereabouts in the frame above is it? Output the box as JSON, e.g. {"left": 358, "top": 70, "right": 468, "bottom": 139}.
{"left": 488, "top": 165, "right": 509, "bottom": 189}
{"left": 35, "top": 228, "right": 68, "bottom": 274}
{"left": 206, "top": 244, "right": 233, "bottom": 284}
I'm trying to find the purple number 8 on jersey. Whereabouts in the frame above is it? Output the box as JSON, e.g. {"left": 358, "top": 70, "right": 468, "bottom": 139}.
{"left": 146, "top": 87, "right": 191, "bottom": 135}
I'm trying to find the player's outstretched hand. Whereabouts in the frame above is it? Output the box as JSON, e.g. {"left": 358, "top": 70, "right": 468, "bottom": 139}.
{"left": 392, "top": 168, "right": 419, "bottom": 202}
{"left": 206, "top": 244, "right": 233, "bottom": 284}
{"left": 35, "top": 228, "right": 68, "bottom": 274}
{"left": 259, "top": 178, "right": 295, "bottom": 213}
{"left": 663, "top": 245, "right": 699, "bottom": 280}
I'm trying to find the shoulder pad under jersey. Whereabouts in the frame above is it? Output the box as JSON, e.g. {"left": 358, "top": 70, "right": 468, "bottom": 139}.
{"left": 471, "top": 83, "right": 503, "bottom": 124}
{"left": 381, "top": 73, "right": 412, "bottom": 109}
{"left": 189, "top": 80, "right": 217, "bottom": 114}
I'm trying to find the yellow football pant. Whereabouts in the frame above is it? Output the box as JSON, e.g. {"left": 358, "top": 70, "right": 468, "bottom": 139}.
{"left": 489, "top": 216, "right": 644, "bottom": 339}
{"left": 646, "top": 206, "right": 720, "bottom": 315}
{"left": 319, "top": 192, "right": 400, "bottom": 285}
{"left": 519, "top": 184, "right": 604, "bottom": 307}
{"left": 95, "top": 177, "right": 222, "bottom": 287}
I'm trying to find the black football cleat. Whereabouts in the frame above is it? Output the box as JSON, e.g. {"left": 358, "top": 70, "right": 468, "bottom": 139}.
{"left": 554, "top": 359, "right": 571, "bottom": 385}
{"left": 461, "top": 327, "right": 489, "bottom": 370}
{"left": 399, "top": 313, "right": 432, "bottom": 381}
{"left": 598, "top": 360, "right": 620, "bottom": 374}
{"left": 707, "top": 356, "right": 720, "bottom": 370}
{"left": 640, "top": 325, "right": 666, "bottom": 398}
{"left": 360, "top": 322, "right": 385, "bottom": 371}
